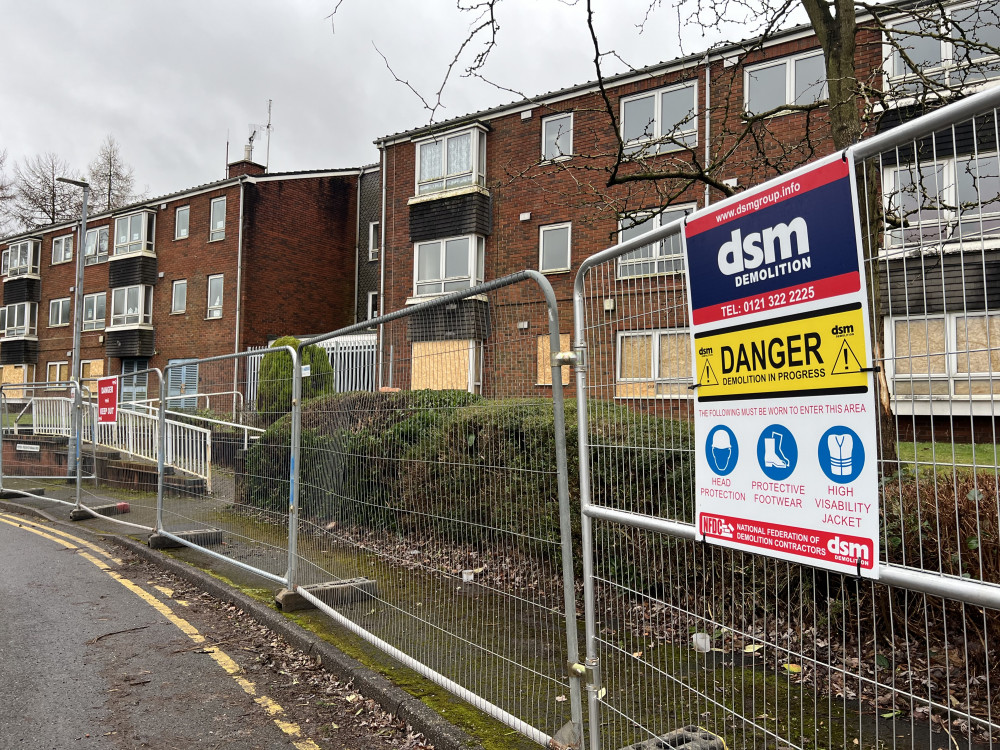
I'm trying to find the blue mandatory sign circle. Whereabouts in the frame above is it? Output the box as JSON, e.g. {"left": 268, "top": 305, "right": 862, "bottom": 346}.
{"left": 817, "top": 425, "right": 865, "bottom": 483}
{"left": 755, "top": 423, "right": 798, "bottom": 480}
{"left": 706, "top": 425, "right": 738, "bottom": 476}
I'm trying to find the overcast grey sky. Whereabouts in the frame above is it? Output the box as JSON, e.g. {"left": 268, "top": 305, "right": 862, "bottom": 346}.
{"left": 0, "top": 0, "right": 750, "bottom": 198}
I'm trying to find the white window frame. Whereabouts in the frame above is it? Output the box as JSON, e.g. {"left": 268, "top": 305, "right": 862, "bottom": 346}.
{"left": 367, "top": 290, "right": 379, "bottom": 321}
{"left": 175, "top": 205, "right": 190, "bottom": 240}
{"left": 109, "top": 285, "right": 153, "bottom": 327}
{"left": 542, "top": 112, "right": 574, "bottom": 161}
{"left": 744, "top": 50, "right": 828, "bottom": 115}
{"left": 83, "top": 292, "right": 106, "bottom": 331}
{"left": 51, "top": 234, "right": 73, "bottom": 265}
{"left": 884, "top": 4, "right": 1000, "bottom": 93}
{"left": 46, "top": 361, "right": 69, "bottom": 388}
{"left": 414, "top": 126, "right": 487, "bottom": 196}
{"left": 882, "top": 152, "right": 1000, "bottom": 254}
{"left": 412, "top": 234, "right": 485, "bottom": 297}
{"left": 48, "top": 297, "right": 71, "bottom": 327}
{"left": 206, "top": 274, "right": 224, "bottom": 319}
{"left": 2, "top": 302, "right": 38, "bottom": 338}
{"left": 615, "top": 328, "right": 694, "bottom": 398}
{"left": 539, "top": 222, "right": 572, "bottom": 274}
{"left": 209, "top": 197, "right": 226, "bottom": 241}
{"left": 171, "top": 279, "right": 187, "bottom": 314}
{"left": 85, "top": 226, "right": 109, "bottom": 265}
{"left": 620, "top": 82, "right": 698, "bottom": 156}
{"left": 617, "top": 204, "right": 694, "bottom": 278}
{"left": 113, "top": 211, "right": 155, "bottom": 257}
{"left": 80, "top": 359, "right": 100, "bottom": 382}
{"left": 368, "top": 221, "right": 381, "bottom": 261}
{"left": 6, "top": 240, "right": 41, "bottom": 277}
{"left": 887, "top": 311, "right": 1000, "bottom": 402}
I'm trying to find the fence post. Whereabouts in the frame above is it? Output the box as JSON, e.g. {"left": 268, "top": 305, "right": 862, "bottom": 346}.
{"left": 73, "top": 381, "right": 82, "bottom": 510}
{"left": 286, "top": 345, "right": 302, "bottom": 589}
{"left": 156, "top": 370, "right": 166, "bottom": 533}
{"left": 0, "top": 389, "right": 5, "bottom": 492}
{"left": 205, "top": 430, "right": 213, "bottom": 494}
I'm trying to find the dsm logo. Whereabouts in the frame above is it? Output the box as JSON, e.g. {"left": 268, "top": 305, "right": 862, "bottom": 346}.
{"left": 698, "top": 346, "right": 714, "bottom": 356}
{"left": 831, "top": 323, "right": 854, "bottom": 336}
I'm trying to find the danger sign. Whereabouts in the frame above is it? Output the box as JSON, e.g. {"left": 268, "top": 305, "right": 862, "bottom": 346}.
{"left": 97, "top": 376, "right": 118, "bottom": 424}
{"left": 683, "top": 153, "right": 880, "bottom": 579}
{"left": 694, "top": 303, "right": 869, "bottom": 401}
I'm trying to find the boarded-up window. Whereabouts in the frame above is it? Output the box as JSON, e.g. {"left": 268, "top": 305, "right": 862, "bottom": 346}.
{"left": 616, "top": 329, "right": 692, "bottom": 399}
{"left": 893, "top": 318, "right": 947, "bottom": 375}
{"left": 411, "top": 340, "right": 475, "bottom": 391}
{"left": 2, "top": 364, "right": 34, "bottom": 399}
{"left": 537, "top": 334, "right": 571, "bottom": 385}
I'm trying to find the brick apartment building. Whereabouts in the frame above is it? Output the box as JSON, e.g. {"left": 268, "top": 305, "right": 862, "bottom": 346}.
{"left": 0, "top": 155, "right": 380, "bottom": 404}
{"left": 373, "top": 1, "right": 1000, "bottom": 432}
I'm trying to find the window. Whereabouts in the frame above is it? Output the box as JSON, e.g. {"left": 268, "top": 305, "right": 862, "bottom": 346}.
{"left": 537, "top": 334, "right": 572, "bottom": 386}
{"left": 85, "top": 226, "right": 109, "bottom": 265}
{"left": 890, "top": 312, "right": 1000, "bottom": 397}
{"left": 410, "top": 340, "right": 483, "bottom": 393}
{"left": 51, "top": 235, "right": 73, "bottom": 265}
{"left": 83, "top": 292, "right": 106, "bottom": 331}
{"left": 5, "top": 240, "right": 41, "bottom": 277}
{"left": 48, "top": 298, "right": 71, "bottom": 327}
{"left": 539, "top": 223, "right": 571, "bottom": 273}
{"left": 121, "top": 359, "right": 149, "bottom": 404}
{"left": 883, "top": 153, "right": 1000, "bottom": 252}
{"left": 886, "top": 6, "right": 1000, "bottom": 94}
{"left": 80, "top": 359, "right": 103, "bottom": 384}
{"left": 367, "top": 290, "right": 379, "bottom": 321}
{"left": 209, "top": 197, "right": 226, "bottom": 241}
{"left": 416, "top": 127, "right": 486, "bottom": 195}
{"left": 621, "top": 82, "right": 697, "bottom": 155}
{"left": 618, "top": 205, "right": 694, "bottom": 278}
{"left": 616, "top": 329, "right": 693, "bottom": 398}
{"left": 175, "top": 206, "right": 190, "bottom": 239}
{"left": 172, "top": 280, "right": 187, "bottom": 313}
{"left": 413, "top": 235, "right": 485, "bottom": 296}
{"left": 113, "top": 212, "right": 155, "bottom": 256}
{"left": 744, "top": 51, "right": 827, "bottom": 115}
{"left": 167, "top": 359, "right": 199, "bottom": 412}
{"left": 46, "top": 362, "right": 69, "bottom": 388}
{"left": 542, "top": 113, "right": 573, "bottom": 161}
{"left": 206, "top": 275, "right": 224, "bottom": 318}
{"left": 369, "top": 221, "right": 381, "bottom": 261}
{"left": 110, "top": 285, "right": 153, "bottom": 327}
{"left": 2, "top": 302, "right": 38, "bottom": 337}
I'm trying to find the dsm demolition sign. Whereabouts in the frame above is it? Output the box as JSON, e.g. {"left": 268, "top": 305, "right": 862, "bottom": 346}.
{"left": 683, "top": 154, "right": 880, "bottom": 578}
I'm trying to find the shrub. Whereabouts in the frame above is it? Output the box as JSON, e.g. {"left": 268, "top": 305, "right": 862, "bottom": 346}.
{"left": 255, "top": 336, "right": 335, "bottom": 419}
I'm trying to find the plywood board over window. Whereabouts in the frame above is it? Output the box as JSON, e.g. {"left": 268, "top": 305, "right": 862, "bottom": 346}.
{"left": 2, "top": 364, "right": 34, "bottom": 399}
{"left": 537, "top": 334, "right": 571, "bottom": 386}
{"left": 411, "top": 340, "right": 475, "bottom": 391}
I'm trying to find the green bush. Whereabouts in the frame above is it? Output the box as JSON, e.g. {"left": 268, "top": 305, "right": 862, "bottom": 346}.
{"left": 242, "top": 390, "right": 693, "bottom": 580}
{"left": 255, "top": 335, "right": 336, "bottom": 419}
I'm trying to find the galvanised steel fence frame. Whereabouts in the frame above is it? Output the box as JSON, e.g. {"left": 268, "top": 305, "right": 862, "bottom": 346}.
{"left": 572, "top": 85, "right": 1000, "bottom": 750}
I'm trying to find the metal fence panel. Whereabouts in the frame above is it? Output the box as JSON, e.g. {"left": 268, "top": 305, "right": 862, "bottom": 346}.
{"left": 286, "top": 272, "right": 582, "bottom": 746}
{"left": 573, "top": 86, "right": 1000, "bottom": 750}
{"left": 157, "top": 350, "right": 291, "bottom": 585}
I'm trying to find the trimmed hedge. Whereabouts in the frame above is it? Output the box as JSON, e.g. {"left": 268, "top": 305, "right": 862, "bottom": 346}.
{"left": 256, "top": 335, "right": 336, "bottom": 419}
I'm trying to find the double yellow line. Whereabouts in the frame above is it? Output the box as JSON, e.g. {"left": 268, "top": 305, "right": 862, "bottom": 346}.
{"left": 0, "top": 512, "right": 321, "bottom": 750}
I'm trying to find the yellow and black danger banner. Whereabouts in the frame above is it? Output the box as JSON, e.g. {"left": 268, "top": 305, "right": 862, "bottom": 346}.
{"left": 694, "top": 302, "right": 870, "bottom": 402}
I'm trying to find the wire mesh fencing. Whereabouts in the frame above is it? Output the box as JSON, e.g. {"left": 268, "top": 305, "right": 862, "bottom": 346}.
{"left": 284, "top": 272, "right": 583, "bottom": 746}
{"left": 571, "top": 85, "right": 1000, "bottom": 750}
{"left": 157, "top": 350, "right": 288, "bottom": 584}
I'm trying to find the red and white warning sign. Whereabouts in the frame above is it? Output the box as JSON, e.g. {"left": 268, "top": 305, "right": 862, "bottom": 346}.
{"left": 97, "top": 376, "right": 118, "bottom": 424}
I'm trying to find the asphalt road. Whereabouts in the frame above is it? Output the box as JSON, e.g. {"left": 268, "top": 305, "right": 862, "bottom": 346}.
{"left": 0, "top": 514, "right": 314, "bottom": 749}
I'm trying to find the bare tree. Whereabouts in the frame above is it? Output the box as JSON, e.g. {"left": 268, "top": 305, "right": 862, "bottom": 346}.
{"left": 88, "top": 134, "right": 144, "bottom": 214}
{"left": 0, "top": 149, "right": 15, "bottom": 235}
{"left": 11, "top": 152, "right": 83, "bottom": 230}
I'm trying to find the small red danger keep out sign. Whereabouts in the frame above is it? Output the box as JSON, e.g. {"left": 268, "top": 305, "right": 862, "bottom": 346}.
{"left": 97, "top": 376, "right": 118, "bottom": 424}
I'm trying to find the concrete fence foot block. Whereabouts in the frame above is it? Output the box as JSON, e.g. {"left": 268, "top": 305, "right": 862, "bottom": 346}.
{"left": 275, "top": 578, "right": 379, "bottom": 611}
{"left": 0, "top": 488, "right": 45, "bottom": 499}
{"left": 148, "top": 529, "right": 224, "bottom": 549}
{"left": 619, "top": 726, "right": 727, "bottom": 750}
{"left": 70, "top": 502, "right": 130, "bottom": 521}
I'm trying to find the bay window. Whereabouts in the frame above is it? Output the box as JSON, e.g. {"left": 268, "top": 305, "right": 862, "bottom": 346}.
{"left": 5, "top": 239, "right": 41, "bottom": 277}
{"left": 2, "top": 302, "right": 38, "bottom": 337}
{"left": 413, "top": 235, "right": 485, "bottom": 296}
{"left": 113, "top": 211, "right": 155, "bottom": 256}
{"left": 416, "top": 127, "right": 486, "bottom": 195}
{"left": 83, "top": 292, "right": 106, "bottom": 330}
{"left": 110, "top": 285, "right": 153, "bottom": 327}
{"left": 85, "top": 226, "right": 109, "bottom": 265}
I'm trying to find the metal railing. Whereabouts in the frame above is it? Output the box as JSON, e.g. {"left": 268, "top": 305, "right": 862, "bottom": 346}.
{"left": 571, "top": 83, "right": 1000, "bottom": 750}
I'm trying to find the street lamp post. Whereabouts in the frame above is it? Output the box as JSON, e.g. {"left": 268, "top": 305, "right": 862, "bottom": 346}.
{"left": 56, "top": 177, "right": 89, "bottom": 485}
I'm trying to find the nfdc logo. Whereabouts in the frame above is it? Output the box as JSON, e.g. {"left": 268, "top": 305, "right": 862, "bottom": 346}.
{"left": 831, "top": 323, "right": 854, "bottom": 337}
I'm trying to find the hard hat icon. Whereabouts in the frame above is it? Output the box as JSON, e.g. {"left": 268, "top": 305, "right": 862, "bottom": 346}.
{"left": 711, "top": 430, "right": 732, "bottom": 451}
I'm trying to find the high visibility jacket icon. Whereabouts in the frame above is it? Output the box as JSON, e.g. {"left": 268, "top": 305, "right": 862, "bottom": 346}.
{"left": 828, "top": 433, "right": 853, "bottom": 476}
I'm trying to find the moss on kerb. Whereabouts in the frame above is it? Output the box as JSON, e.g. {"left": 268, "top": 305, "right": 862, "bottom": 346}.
{"left": 169, "top": 555, "right": 537, "bottom": 750}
